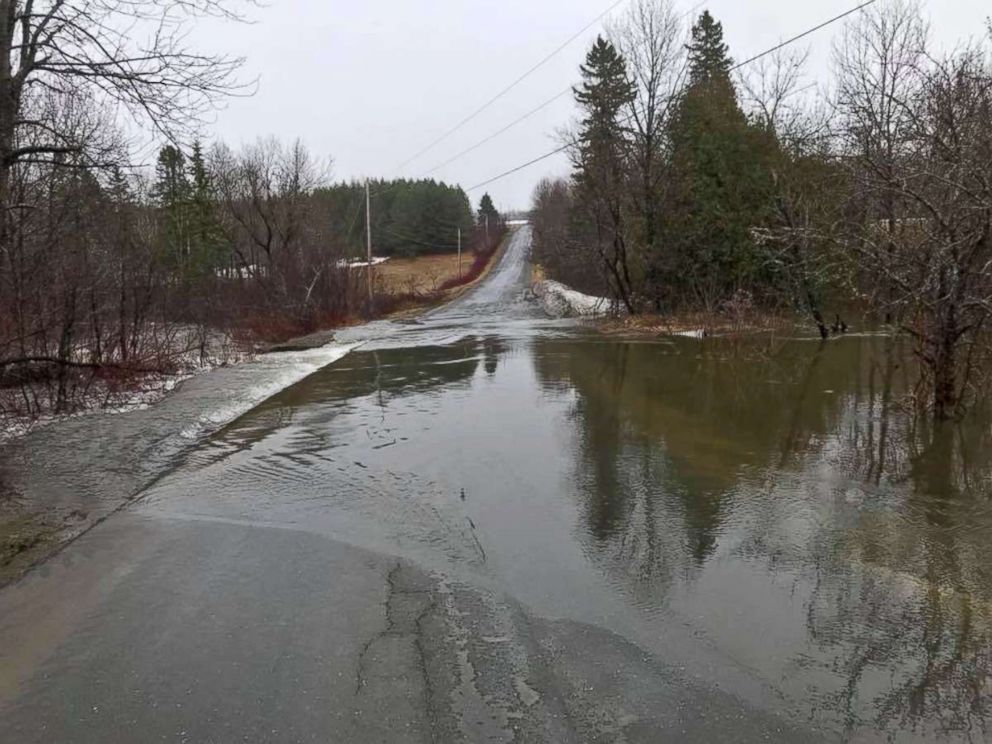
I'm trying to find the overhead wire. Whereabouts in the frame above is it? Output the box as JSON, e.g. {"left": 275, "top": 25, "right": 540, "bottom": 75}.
{"left": 394, "top": 0, "right": 632, "bottom": 173}
{"left": 729, "top": 0, "right": 877, "bottom": 73}
{"left": 421, "top": 87, "right": 573, "bottom": 177}
{"left": 420, "top": 1, "right": 704, "bottom": 179}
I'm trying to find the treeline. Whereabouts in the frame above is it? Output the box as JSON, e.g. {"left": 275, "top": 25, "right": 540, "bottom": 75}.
{"left": 317, "top": 180, "right": 483, "bottom": 257}
{"left": 531, "top": 1, "right": 992, "bottom": 419}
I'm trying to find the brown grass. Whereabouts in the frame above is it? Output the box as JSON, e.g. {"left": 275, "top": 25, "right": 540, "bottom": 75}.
{"left": 597, "top": 310, "right": 800, "bottom": 338}
{"left": 374, "top": 253, "right": 472, "bottom": 296}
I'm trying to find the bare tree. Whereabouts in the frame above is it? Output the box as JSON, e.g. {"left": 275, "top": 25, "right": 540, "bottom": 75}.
{"left": 0, "top": 0, "right": 252, "bottom": 212}
{"left": 530, "top": 176, "right": 608, "bottom": 294}
{"left": 608, "top": 0, "right": 687, "bottom": 306}
{"left": 739, "top": 47, "right": 843, "bottom": 338}
{"left": 737, "top": 47, "right": 816, "bottom": 145}
{"left": 211, "top": 137, "right": 352, "bottom": 333}
{"left": 0, "top": 1, "right": 252, "bottom": 419}
{"left": 871, "top": 49, "right": 992, "bottom": 418}
{"left": 212, "top": 138, "right": 327, "bottom": 277}
{"left": 833, "top": 0, "right": 929, "bottom": 321}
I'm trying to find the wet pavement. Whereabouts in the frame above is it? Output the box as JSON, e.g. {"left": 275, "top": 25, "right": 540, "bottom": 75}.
{"left": 2, "top": 227, "right": 992, "bottom": 741}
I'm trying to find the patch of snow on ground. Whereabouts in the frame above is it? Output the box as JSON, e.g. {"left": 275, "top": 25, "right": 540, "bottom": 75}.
{"left": 1, "top": 356, "right": 236, "bottom": 445}
{"left": 1, "top": 335, "right": 362, "bottom": 445}
{"left": 532, "top": 280, "right": 615, "bottom": 318}
{"left": 177, "top": 342, "right": 362, "bottom": 441}
{"left": 337, "top": 256, "right": 390, "bottom": 269}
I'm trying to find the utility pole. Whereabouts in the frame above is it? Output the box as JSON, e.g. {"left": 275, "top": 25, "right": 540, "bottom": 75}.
{"left": 457, "top": 227, "right": 462, "bottom": 277}
{"left": 485, "top": 214, "right": 489, "bottom": 245}
{"left": 365, "top": 180, "right": 373, "bottom": 306}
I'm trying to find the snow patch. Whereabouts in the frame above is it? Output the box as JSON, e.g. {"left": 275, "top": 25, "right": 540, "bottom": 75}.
{"left": 178, "top": 342, "right": 361, "bottom": 441}
{"left": 532, "top": 280, "right": 615, "bottom": 318}
{"left": 336, "top": 256, "right": 390, "bottom": 269}
{"left": 0, "top": 352, "right": 243, "bottom": 445}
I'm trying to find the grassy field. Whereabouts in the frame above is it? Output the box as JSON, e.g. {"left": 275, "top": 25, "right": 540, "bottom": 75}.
{"left": 374, "top": 253, "right": 472, "bottom": 296}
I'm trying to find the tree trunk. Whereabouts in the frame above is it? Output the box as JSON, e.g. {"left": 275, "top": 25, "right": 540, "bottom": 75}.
{"left": 931, "top": 287, "right": 959, "bottom": 421}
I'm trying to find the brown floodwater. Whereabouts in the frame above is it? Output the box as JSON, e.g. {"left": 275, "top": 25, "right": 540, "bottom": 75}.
{"left": 136, "top": 325, "right": 992, "bottom": 741}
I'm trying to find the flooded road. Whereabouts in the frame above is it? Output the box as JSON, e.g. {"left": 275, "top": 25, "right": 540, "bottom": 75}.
{"left": 2, "top": 227, "right": 992, "bottom": 741}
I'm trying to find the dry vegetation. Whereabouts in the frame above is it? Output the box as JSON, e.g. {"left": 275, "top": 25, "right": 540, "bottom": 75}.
{"left": 596, "top": 309, "right": 797, "bottom": 338}
{"left": 376, "top": 253, "right": 473, "bottom": 296}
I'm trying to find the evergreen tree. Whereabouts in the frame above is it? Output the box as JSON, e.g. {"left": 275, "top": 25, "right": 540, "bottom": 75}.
{"left": 189, "top": 140, "right": 210, "bottom": 197}
{"left": 155, "top": 146, "right": 189, "bottom": 207}
{"left": 572, "top": 36, "right": 637, "bottom": 312}
{"left": 154, "top": 145, "right": 192, "bottom": 271}
{"left": 188, "top": 140, "right": 227, "bottom": 274}
{"left": 661, "top": 12, "right": 780, "bottom": 301}
{"left": 686, "top": 11, "right": 732, "bottom": 84}
{"left": 477, "top": 193, "right": 499, "bottom": 228}
{"left": 574, "top": 36, "right": 634, "bottom": 164}
{"left": 107, "top": 166, "right": 134, "bottom": 210}
{"left": 314, "top": 178, "right": 475, "bottom": 258}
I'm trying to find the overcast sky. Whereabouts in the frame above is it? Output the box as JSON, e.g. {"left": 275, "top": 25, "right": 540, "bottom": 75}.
{"left": 193, "top": 1, "right": 990, "bottom": 211}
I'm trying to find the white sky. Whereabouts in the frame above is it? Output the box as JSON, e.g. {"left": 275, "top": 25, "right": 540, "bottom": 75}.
{"left": 193, "top": 1, "right": 990, "bottom": 211}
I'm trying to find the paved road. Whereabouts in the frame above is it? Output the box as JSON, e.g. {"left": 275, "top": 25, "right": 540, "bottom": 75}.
{"left": 0, "top": 228, "right": 829, "bottom": 742}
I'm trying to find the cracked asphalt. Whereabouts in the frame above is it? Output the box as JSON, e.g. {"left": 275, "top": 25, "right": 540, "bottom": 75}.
{"left": 0, "top": 228, "right": 831, "bottom": 742}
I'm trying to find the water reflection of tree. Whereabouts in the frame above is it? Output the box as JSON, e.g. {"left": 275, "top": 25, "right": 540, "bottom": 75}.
{"left": 535, "top": 340, "right": 687, "bottom": 601}
{"left": 481, "top": 336, "right": 505, "bottom": 377}
{"left": 535, "top": 334, "right": 992, "bottom": 737}
{"left": 532, "top": 336, "right": 862, "bottom": 597}
{"left": 772, "top": 334, "right": 992, "bottom": 736}
{"left": 807, "top": 415, "right": 992, "bottom": 738}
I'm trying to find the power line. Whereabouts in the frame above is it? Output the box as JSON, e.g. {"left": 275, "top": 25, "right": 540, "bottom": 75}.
{"left": 344, "top": 190, "right": 366, "bottom": 241}
{"left": 430, "top": 0, "right": 703, "bottom": 182}
{"left": 422, "top": 87, "right": 573, "bottom": 177}
{"left": 729, "top": 0, "right": 877, "bottom": 72}
{"left": 467, "top": 143, "right": 572, "bottom": 193}
{"left": 394, "top": 0, "right": 631, "bottom": 173}
{"left": 466, "top": 0, "right": 878, "bottom": 193}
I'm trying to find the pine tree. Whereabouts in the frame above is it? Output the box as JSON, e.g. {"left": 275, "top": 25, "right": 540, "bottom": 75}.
{"left": 686, "top": 10, "right": 732, "bottom": 84}
{"left": 661, "top": 12, "right": 780, "bottom": 301}
{"left": 154, "top": 145, "right": 192, "bottom": 271}
{"left": 574, "top": 36, "right": 634, "bottom": 163}
{"left": 477, "top": 193, "right": 499, "bottom": 228}
{"left": 572, "top": 36, "right": 637, "bottom": 312}
{"left": 155, "top": 146, "right": 189, "bottom": 207}
{"left": 188, "top": 140, "right": 227, "bottom": 274}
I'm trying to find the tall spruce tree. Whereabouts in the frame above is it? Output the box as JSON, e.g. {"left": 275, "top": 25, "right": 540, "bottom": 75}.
{"left": 687, "top": 10, "right": 732, "bottom": 84}
{"left": 188, "top": 140, "right": 227, "bottom": 274}
{"left": 574, "top": 36, "right": 634, "bottom": 165}
{"left": 573, "top": 36, "right": 638, "bottom": 312}
{"left": 477, "top": 193, "right": 499, "bottom": 228}
{"left": 154, "top": 145, "right": 192, "bottom": 272}
{"left": 662, "top": 12, "right": 780, "bottom": 302}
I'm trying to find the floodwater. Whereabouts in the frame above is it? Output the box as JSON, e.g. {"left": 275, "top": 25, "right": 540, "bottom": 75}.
{"left": 5, "top": 227, "right": 992, "bottom": 740}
